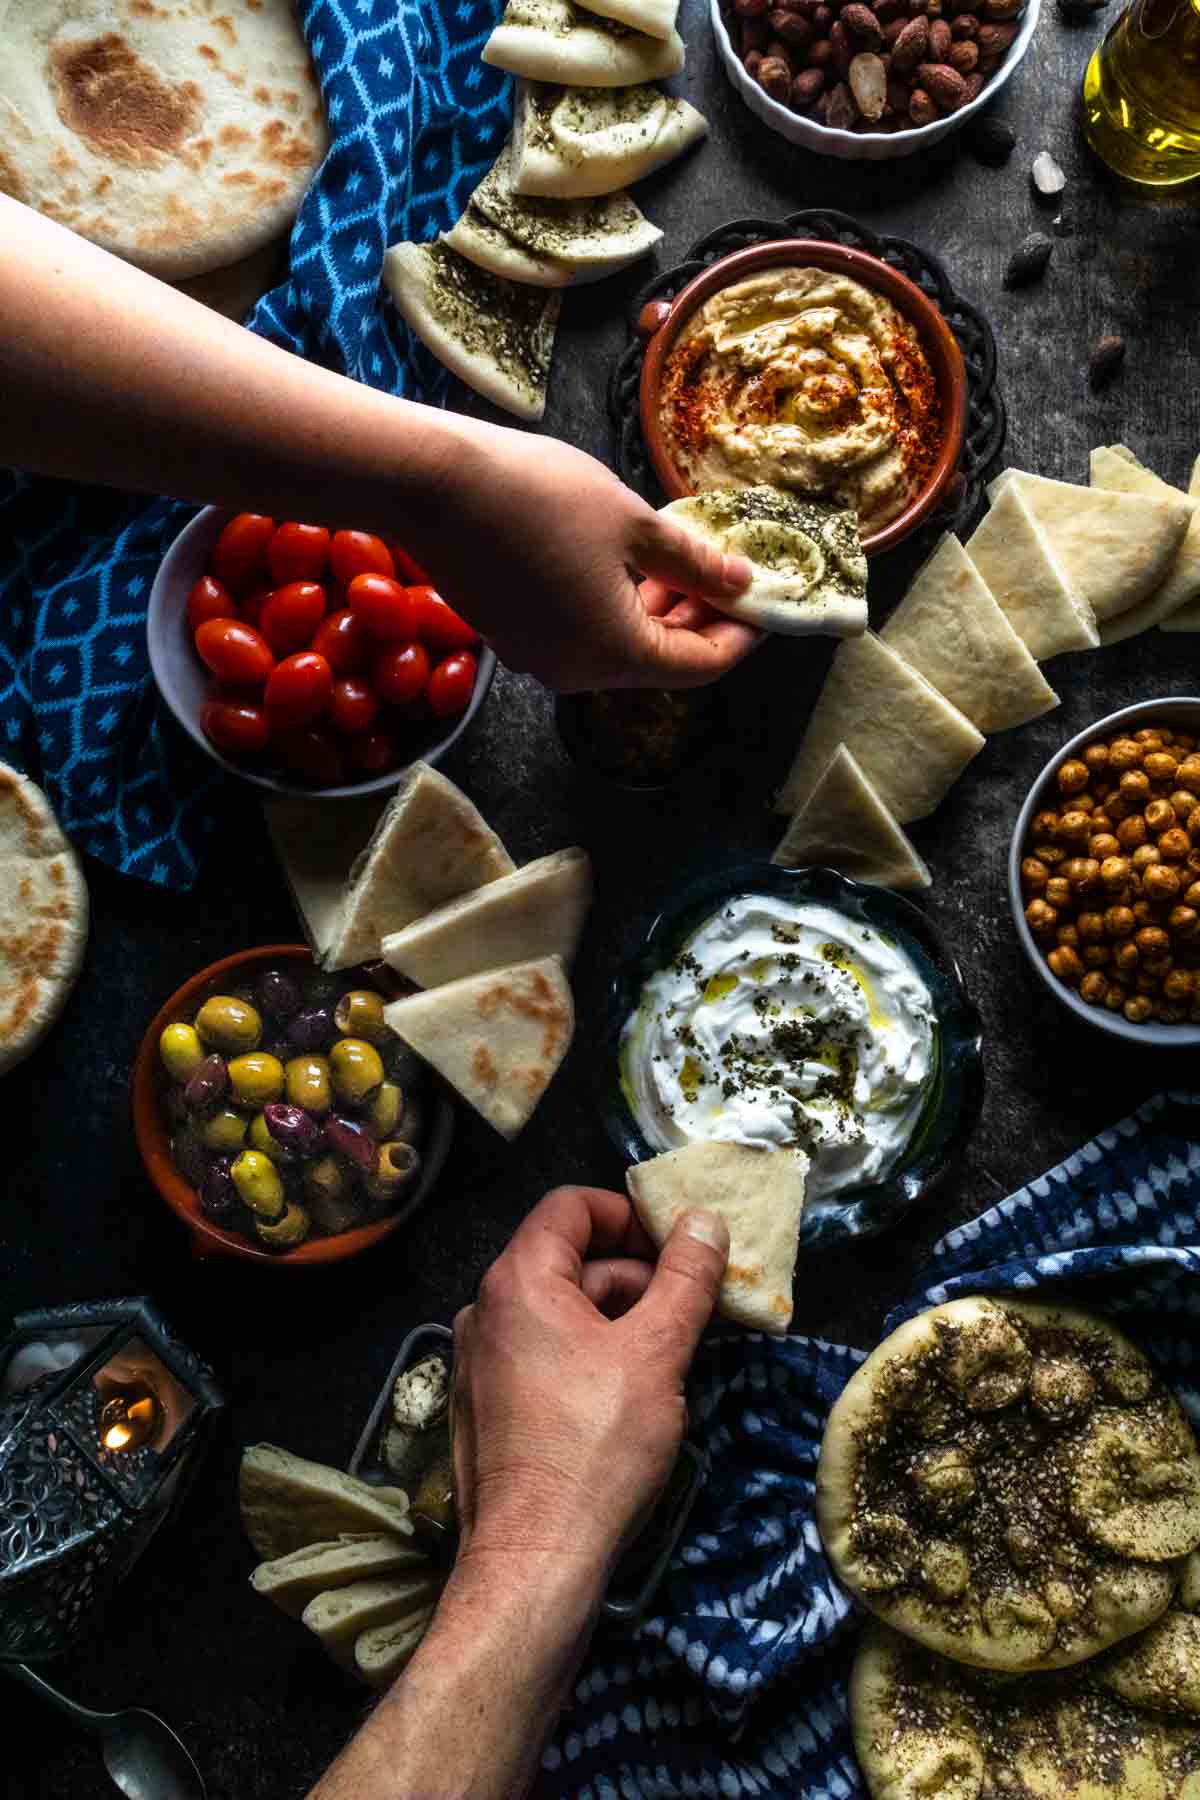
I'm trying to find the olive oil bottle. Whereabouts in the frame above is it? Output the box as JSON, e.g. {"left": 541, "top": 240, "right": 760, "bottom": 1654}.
{"left": 1083, "top": 0, "right": 1200, "bottom": 186}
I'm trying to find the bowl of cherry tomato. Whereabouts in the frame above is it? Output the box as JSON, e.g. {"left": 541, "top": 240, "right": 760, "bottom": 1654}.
{"left": 148, "top": 507, "right": 497, "bottom": 796}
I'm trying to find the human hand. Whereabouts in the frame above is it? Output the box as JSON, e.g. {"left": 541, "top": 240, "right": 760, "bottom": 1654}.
{"left": 450, "top": 1185, "right": 729, "bottom": 1584}
{"left": 408, "top": 416, "right": 759, "bottom": 692}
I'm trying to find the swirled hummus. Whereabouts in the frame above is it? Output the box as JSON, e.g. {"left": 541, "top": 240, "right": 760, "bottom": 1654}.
{"left": 658, "top": 268, "right": 943, "bottom": 535}
{"left": 620, "top": 895, "right": 935, "bottom": 1202}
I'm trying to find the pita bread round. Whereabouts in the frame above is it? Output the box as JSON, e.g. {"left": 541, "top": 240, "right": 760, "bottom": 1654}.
{"left": 817, "top": 1297, "right": 1200, "bottom": 1672}
{"left": 0, "top": 762, "right": 88, "bottom": 1076}
{"left": 0, "top": 0, "right": 328, "bottom": 279}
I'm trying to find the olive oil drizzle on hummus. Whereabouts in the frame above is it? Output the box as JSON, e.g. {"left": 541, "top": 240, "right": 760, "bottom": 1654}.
{"left": 424, "top": 242, "right": 555, "bottom": 401}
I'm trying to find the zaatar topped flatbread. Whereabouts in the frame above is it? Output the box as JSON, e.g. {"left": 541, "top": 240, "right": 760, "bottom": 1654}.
{"left": 381, "top": 849, "right": 592, "bottom": 990}
{"left": 879, "top": 533, "right": 1059, "bottom": 734}
{"left": 251, "top": 1534, "right": 428, "bottom": 1620}
{"left": 511, "top": 80, "right": 707, "bottom": 199}
{"left": 0, "top": 0, "right": 327, "bottom": 280}
{"left": 577, "top": 0, "right": 680, "bottom": 39}
{"left": 0, "top": 762, "right": 88, "bottom": 1076}
{"left": 659, "top": 489, "right": 867, "bottom": 637}
{"left": 817, "top": 1297, "right": 1200, "bottom": 1672}
{"left": 239, "top": 1445, "right": 413, "bottom": 1561}
{"left": 772, "top": 744, "right": 932, "bottom": 891}
{"left": 964, "top": 482, "right": 1098, "bottom": 659}
{"left": 482, "top": 0, "right": 685, "bottom": 87}
{"left": 383, "top": 240, "right": 561, "bottom": 422}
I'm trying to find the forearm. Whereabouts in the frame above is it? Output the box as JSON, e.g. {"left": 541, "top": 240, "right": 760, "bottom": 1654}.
{"left": 310, "top": 1552, "right": 604, "bottom": 1800}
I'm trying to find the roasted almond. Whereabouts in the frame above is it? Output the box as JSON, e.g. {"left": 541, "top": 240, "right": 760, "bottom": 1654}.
{"left": 891, "top": 15, "right": 929, "bottom": 69}
{"left": 769, "top": 8, "right": 814, "bottom": 43}
{"left": 949, "top": 38, "right": 978, "bottom": 68}
{"left": 830, "top": 18, "right": 855, "bottom": 73}
{"left": 810, "top": 35, "right": 836, "bottom": 65}
{"left": 842, "top": 3, "right": 884, "bottom": 44}
{"left": 929, "top": 17, "right": 953, "bottom": 56}
{"left": 951, "top": 11, "right": 979, "bottom": 35}
{"left": 916, "top": 60, "right": 968, "bottom": 105}
{"left": 758, "top": 53, "right": 794, "bottom": 98}
{"left": 826, "top": 78, "right": 857, "bottom": 126}
{"left": 741, "top": 16, "right": 771, "bottom": 49}
{"left": 791, "top": 64, "right": 827, "bottom": 106}
{"left": 982, "top": 0, "right": 1024, "bottom": 16}
{"left": 977, "top": 19, "right": 1019, "bottom": 52}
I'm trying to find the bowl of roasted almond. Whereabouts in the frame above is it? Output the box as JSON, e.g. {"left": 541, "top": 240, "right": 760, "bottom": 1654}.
{"left": 713, "top": 0, "right": 1042, "bottom": 159}
{"left": 1010, "top": 700, "right": 1200, "bottom": 1044}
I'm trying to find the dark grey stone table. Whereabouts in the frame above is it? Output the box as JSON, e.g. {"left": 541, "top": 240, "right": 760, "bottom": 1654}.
{"left": 6, "top": 5, "right": 1197, "bottom": 1794}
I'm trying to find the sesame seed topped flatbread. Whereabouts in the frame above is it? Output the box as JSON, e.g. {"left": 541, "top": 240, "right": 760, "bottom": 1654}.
{"left": 0, "top": 762, "right": 88, "bottom": 1076}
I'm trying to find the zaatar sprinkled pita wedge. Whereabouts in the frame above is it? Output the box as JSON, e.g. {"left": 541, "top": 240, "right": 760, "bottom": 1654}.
{"left": 511, "top": 80, "right": 707, "bottom": 199}
{"left": 482, "top": 0, "right": 685, "bottom": 87}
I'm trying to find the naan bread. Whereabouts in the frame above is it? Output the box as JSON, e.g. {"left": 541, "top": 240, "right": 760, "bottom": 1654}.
{"left": 0, "top": 0, "right": 327, "bottom": 280}
{"left": 511, "top": 80, "right": 707, "bottom": 199}
{"left": 381, "top": 849, "right": 592, "bottom": 989}
{"left": 0, "top": 762, "right": 88, "bottom": 1076}
{"left": 355, "top": 1608, "right": 440, "bottom": 1690}
{"left": 301, "top": 1575, "right": 441, "bottom": 1673}
{"left": 660, "top": 489, "right": 867, "bottom": 637}
{"left": 625, "top": 1143, "right": 808, "bottom": 1335}
{"left": 772, "top": 745, "right": 932, "bottom": 891}
{"left": 239, "top": 1445, "right": 412, "bottom": 1561}
{"left": 383, "top": 240, "right": 561, "bottom": 422}
{"left": 321, "top": 763, "right": 515, "bottom": 973}
{"left": 964, "top": 482, "right": 1098, "bottom": 658}
{"left": 482, "top": 0, "right": 685, "bottom": 87}
{"left": 879, "top": 534, "right": 1059, "bottom": 734}
{"left": 578, "top": 0, "right": 680, "bottom": 38}
{"left": 990, "top": 470, "right": 1191, "bottom": 623}
{"left": 383, "top": 956, "right": 573, "bottom": 1140}
{"left": 775, "top": 633, "right": 984, "bottom": 823}
{"left": 251, "top": 1534, "right": 428, "bottom": 1620}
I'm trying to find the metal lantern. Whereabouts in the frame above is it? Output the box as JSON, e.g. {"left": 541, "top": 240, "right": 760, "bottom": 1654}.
{"left": 0, "top": 1298, "right": 223, "bottom": 1662}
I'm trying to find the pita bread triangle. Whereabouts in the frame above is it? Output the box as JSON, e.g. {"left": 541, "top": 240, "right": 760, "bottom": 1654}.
{"left": 964, "top": 482, "right": 1098, "bottom": 658}
{"left": 239, "top": 1445, "right": 413, "bottom": 1561}
{"left": 482, "top": 0, "right": 685, "bottom": 87}
{"left": 383, "top": 240, "right": 561, "bottom": 422}
{"left": 626, "top": 1144, "right": 808, "bottom": 1335}
{"left": 511, "top": 80, "right": 707, "bottom": 200}
{"left": 1173, "top": 450, "right": 1200, "bottom": 627}
{"left": 251, "top": 1534, "right": 429, "bottom": 1619}
{"left": 989, "top": 469, "right": 1191, "bottom": 623}
{"left": 1089, "top": 446, "right": 1200, "bottom": 639}
{"left": 381, "top": 848, "right": 592, "bottom": 989}
{"left": 462, "top": 139, "right": 662, "bottom": 279}
{"left": 442, "top": 208, "right": 576, "bottom": 289}
{"left": 772, "top": 745, "right": 932, "bottom": 890}
{"left": 879, "top": 533, "right": 1059, "bottom": 733}
{"left": 579, "top": 0, "right": 681, "bottom": 38}
{"left": 383, "top": 956, "right": 574, "bottom": 1140}
{"left": 356, "top": 1609, "right": 440, "bottom": 1689}
{"left": 302, "top": 1575, "right": 441, "bottom": 1672}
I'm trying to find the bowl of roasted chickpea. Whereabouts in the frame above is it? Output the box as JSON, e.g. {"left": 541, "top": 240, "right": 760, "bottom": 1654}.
{"left": 1010, "top": 700, "right": 1200, "bottom": 1044}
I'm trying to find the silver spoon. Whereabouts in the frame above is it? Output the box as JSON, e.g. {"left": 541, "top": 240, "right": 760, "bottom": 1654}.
{"left": 5, "top": 1661, "right": 207, "bottom": 1800}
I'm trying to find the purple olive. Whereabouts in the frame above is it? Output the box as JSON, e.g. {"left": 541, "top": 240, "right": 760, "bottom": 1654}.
{"left": 184, "top": 1054, "right": 228, "bottom": 1113}
{"left": 325, "top": 1114, "right": 375, "bottom": 1173}
{"left": 263, "top": 1103, "right": 325, "bottom": 1158}
{"left": 257, "top": 967, "right": 302, "bottom": 1024}
{"left": 200, "top": 1157, "right": 238, "bottom": 1223}
{"left": 172, "top": 1131, "right": 210, "bottom": 1190}
{"left": 288, "top": 1006, "right": 334, "bottom": 1051}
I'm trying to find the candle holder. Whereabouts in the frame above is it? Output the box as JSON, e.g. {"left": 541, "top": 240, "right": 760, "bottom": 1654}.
{"left": 0, "top": 1298, "right": 223, "bottom": 1663}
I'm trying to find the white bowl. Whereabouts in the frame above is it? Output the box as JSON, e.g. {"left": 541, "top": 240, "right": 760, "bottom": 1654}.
{"left": 147, "top": 505, "right": 496, "bottom": 801}
{"left": 1008, "top": 698, "right": 1200, "bottom": 1048}
{"left": 711, "top": 0, "right": 1042, "bottom": 161}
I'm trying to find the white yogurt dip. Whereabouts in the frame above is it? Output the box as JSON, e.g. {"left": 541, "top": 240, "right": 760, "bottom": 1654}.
{"left": 620, "top": 894, "right": 936, "bottom": 1202}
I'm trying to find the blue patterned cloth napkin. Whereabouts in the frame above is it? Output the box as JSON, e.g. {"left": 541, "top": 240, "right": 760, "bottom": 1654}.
{"left": 0, "top": 0, "right": 509, "bottom": 888}
{"left": 537, "top": 1090, "right": 1200, "bottom": 1799}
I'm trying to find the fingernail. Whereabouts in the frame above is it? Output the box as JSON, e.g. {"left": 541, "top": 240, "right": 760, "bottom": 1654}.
{"left": 683, "top": 1208, "right": 729, "bottom": 1253}
{"left": 721, "top": 554, "right": 753, "bottom": 592}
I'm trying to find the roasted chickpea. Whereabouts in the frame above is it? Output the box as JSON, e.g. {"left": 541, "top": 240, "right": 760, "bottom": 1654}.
{"left": 1164, "top": 968, "right": 1195, "bottom": 1002}
{"left": 1135, "top": 927, "right": 1171, "bottom": 959}
{"left": 1056, "top": 923, "right": 1081, "bottom": 949}
{"left": 1073, "top": 793, "right": 1096, "bottom": 815}
{"left": 1103, "top": 981, "right": 1125, "bottom": 1010}
{"left": 1177, "top": 756, "right": 1200, "bottom": 794}
{"left": 1116, "top": 814, "right": 1148, "bottom": 851}
{"left": 1062, "top": 857, "right": 1101, "bottom": 895}
{"left": 1144, "top": 751, "right": 1179, "bottom": 783}
{"left": 1057, "top": 759, "right": 1090, "bottom": 795}
{"left": 1132, "top": 900, "right": 1159, "bottom": 928}
{"left": 1100, "top": 855, "right": 1132, "bottom": 892}
{"left": 1105, "top": 792, "right": 1132, "bottom": 822}
{"left": 1119, "top": 768, "right": 1151, "bottom": 803}
{"left": 1089, "top": 833, "right": 1120, "bottom": 860}
{"left": 1189, "top": 847, "right": 1200, "bottom": 876}
{"left": 1025, "top": 898, "right": 1058, "bottom": 938}
{"left": 1104, "top": 906, "right": 1136, "bottom": 939}
{"left": 1109, "top": 738, "right": 1143, "bottom": 771}
{"left": 1045, "top": 877, "right": 1072, "bottom": 908}
{"left": 1057, "top": 810, "right": 1092, "bottom": 844}
{"left": 1188, "top": 806, "right": 1200, "bottom": 837}
{"left": 1047, "top": 946, "right": 1084, "bottom": 984}
{"left": 1032, "top": 809, "right": 1060, "bottom": 840}
{"left": 1077, "top": 911, "right": 1106, "bottom": 942}
{"left": 1081, "top": 944, "right": 1111, "bottom": 969}
{"left": 1144, "top": 864, "right": 1183, "bottom": 903}
{"left": 1131, "top": 844, "right": 1162, "bottom": 872}
{"left": 1157, "top": 827, "right": 1191, "bottom": 862}
{"left": 1124, "top": 996, "right": 1155, "bottom": 1024}
{"left": 1079, "top": 971, "right": 1107, "bottom": 1005}
{"left": 1113, "top": 940, "right": 1140, "bottom": 972}
{"left": 1083, "top": 743, "right": 1110, "bottom": 773}
{"left": 1186, "top": 881, "right": 1200, "bottom": 908}
{"left": 1169, "top": 905, "right": 1200, "bottom": 941}
{"left": 1169, "top": 789, "right": 1196, "bottom": 820}
{"left": 1021, "top": 856, "right": 1049, "bottom": 895}
{"left": 1143, "top": 798, "right": 1175, "bottom": 835}
{"left": 1144, "top": 954, "right": 1174, "bottom": 978}
{"left": 1176, "top": 734, "right": 1197, "bottom": 752}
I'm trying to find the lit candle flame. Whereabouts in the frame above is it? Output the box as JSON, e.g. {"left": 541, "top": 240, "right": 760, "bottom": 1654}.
{"left": 103, "top": 1420, "right": 134, "bottom": 1451}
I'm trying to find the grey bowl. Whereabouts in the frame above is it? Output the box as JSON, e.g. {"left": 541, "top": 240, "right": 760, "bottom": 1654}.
{"left": 147, "top": 506, "right": 497, "bottom": 800}
{"left": 1008, "top": 697, "right": 1200, "bottom": 1047}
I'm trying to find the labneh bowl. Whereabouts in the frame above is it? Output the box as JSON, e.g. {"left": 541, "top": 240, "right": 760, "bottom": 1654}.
{"left": 1009, "top": 698, "right": 1200, "bottom": 1048}
{"left": 148, "top": 506, "right": 497, "bottom": 800}
{"left": 637, "top": 239, "right": 967, "bottom": 558}
{"left": 132, "top": 944, "right": 455, "bottom": 1268}
{"left": 601, "top": 864, "right": 984, "bottom": 1250}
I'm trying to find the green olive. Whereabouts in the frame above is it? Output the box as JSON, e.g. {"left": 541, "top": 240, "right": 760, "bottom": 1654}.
{"left": 304, "top": 1154, "right": 349, "bottom": 1204}
{"left": 329, "top": 1038, "right": 384, "bottom": 1108}
{"left": 200, "top": 1108, "right": 248, "bottom": 1154}
{"left": 334, "top": 989, "right": 389, "bottom": 1045}
{"left": 366, "top": 1080, "right": 403, "bottom": 1139}
{"left": 248, "top": 1112, "right": 293, "bottom": 1163}
{"left": 255, "top": 1202, "right": 311, "bottom": 1249}
{"left": 159, "top": 1022, "right": 205, "bottom": 1083}
{"left": 195, "top": 994, "right": 262, "bottom": 1055}
{"left": 231, "top": 1149, "right": 286, "bottom": 1219}
{"left": 365, "top": 1139, "right": 420, "bottom": 1202}
{"left": 285, "top": 1054, "right": 332, "bottom": 1114}
{"left": 228, "top": 1052, "right": 285, "bottom": 1108}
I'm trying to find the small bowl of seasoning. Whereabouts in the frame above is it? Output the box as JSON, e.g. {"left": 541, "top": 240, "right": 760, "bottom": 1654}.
{"left": 555, "top": 686, "right": 724, "bottom": 791}
{"left": 603, "top": 863, "right": 983, "bottom": 1250}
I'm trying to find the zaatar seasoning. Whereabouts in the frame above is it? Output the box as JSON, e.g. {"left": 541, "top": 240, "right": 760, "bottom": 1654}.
{"left": 422, "top": 242, "right": 559, "bottom": 410}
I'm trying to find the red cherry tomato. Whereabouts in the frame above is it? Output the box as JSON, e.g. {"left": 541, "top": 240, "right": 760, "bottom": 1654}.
{"left": 310, "top": 607, "right": 369, "bottom": 677}
{"left": 373, "top": 641, "right": 430, "bottom": 707}
{"left": 346, "top": 573, "right": 417, "bottom": 641}
{"left": 265, "top": 651, "right": 333, "bottom": 731}
{"left": 239, "top": 586, "right": 271, "bottom": 628}
{"left": 194, "top": 618, "right": 274, "bottom": 686}
{"left": 330, "top": 531, "right": 395, "bottom": 589}
{"left": 390, "top": 544, "right": 433, "bottom": 586}
{"left": 276, "top": 726, "right": 347, "bottom": 788}
{"left": 210, "top": 513, "right": 274, "bottom": 595}
{"left": 410, "top": 586, "right": 479, "bottom": 654}
{"left": 200, "top": 699, "right": 270, "bottom": 756}
{"left": 328, "top": 677, "right": 380, "bottom": 736}
{"left": 427, "top": 651, "right": 478, "bottom": 720}
{"left": 187, "top": 575, "right": 235, "bottom": 634}
{"left": 268, "top": 522, "right": 331, "bottom": 586}
{"left": 347, "top": 732, "right": 397, "bottom": 777}
{"left": 259, "top": 581, "right": 327, "bottom": 657}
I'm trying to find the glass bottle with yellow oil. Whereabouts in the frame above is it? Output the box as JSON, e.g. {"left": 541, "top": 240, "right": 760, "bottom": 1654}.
{"left": 1083, "top": 0, "right": 1200, "bottom": 186}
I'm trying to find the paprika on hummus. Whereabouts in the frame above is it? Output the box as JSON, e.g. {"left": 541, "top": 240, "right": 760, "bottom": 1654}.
{"left": 658, "top": 267, "right": 943, "bottom": 535}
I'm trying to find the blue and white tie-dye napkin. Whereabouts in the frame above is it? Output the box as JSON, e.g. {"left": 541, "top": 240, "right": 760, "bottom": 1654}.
{"left": 537, "top": 1090, "right": 1200, "bottom": 1800}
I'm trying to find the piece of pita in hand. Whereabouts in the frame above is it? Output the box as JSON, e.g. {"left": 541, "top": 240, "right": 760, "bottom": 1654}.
{"left": 482, "top": 0, "right": 685, "bottom": 86}
{"left": 383, "top": 956, "right": 574, "bottom": 1140}
{"left": 773, "top": 745, "right": 932, "bottom": 891}
{"left": 381, "top": 849, "right": 592, "bottom": 989}
{"left": 660, "top": 489, "right": 867, "bottom": 637}
{"left": 511, "top": 80, "right": 707, "bottom": 199}
{"left": 626, "top": 1143, "right": 808, "bottom": 1335}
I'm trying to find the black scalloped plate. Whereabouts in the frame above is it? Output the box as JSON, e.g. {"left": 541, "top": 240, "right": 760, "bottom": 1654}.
{"left": 609, "top": 208, "right": 1006, "bottom": 549}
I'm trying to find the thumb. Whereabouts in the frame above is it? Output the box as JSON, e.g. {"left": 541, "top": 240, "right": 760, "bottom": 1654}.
{"left": 630, "top": 1210, "right": 730, "bottom": 1376}
{"left": 633, "top": 516, "right": 753, "bottom": 602}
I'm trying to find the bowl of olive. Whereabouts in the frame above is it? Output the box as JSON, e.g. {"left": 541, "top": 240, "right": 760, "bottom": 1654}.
{"left": 132, "top": 945, "right": 454, "bottom": 1266}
